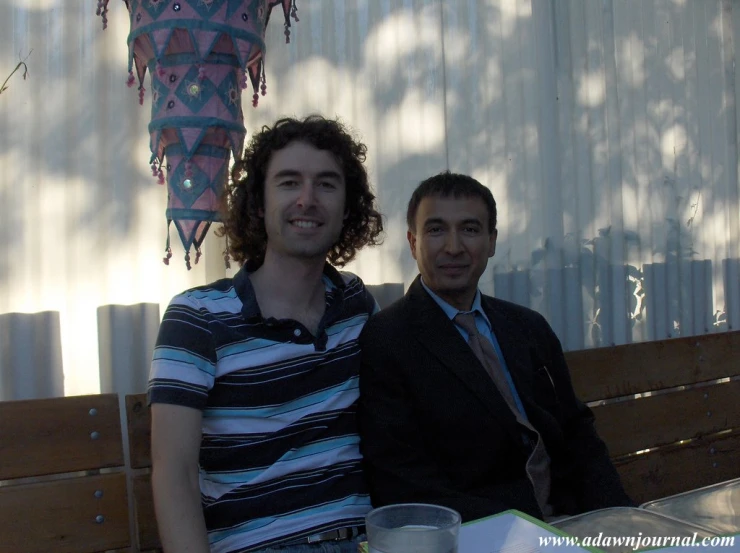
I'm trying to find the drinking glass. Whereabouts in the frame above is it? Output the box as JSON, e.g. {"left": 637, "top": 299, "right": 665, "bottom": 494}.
{"left": 365, "top": 503, "right": 461, "bottom": 553}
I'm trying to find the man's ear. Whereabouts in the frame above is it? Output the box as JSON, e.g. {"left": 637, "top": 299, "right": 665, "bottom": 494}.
{"left": 488, "top": 230, "right": 498, "bottom": 258}
{"left": 407, "top": 230, "right": 418, "bottom": 260}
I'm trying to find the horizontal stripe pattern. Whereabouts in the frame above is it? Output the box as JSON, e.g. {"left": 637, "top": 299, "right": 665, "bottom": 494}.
{"left": 149, "top": 265, "right": 376, "bottom": 552}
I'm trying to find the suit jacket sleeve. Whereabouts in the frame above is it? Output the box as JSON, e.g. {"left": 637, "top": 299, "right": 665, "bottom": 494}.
{"left": 358, "top": 316, "right": 541, "bottom": 521}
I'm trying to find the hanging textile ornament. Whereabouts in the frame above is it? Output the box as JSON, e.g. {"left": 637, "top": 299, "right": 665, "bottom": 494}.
{"left": 98, "top": 0, "right": 298, "bottom": 268}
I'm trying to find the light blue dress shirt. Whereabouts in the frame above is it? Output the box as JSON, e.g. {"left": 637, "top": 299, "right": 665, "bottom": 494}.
{"left": 420, "top": 278, "right": 529, "bottom": 420}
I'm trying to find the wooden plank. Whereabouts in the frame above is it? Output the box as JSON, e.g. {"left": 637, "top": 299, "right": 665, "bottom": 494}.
{"left": 126, "top": 393, "right": 152, "bottom": 469}
{"left": 565, "top": 330, "right": 740, "bottom": 401}
{"left": 592, "top": 379, "right": 740, "bottom": 457}
{"left": 614, "top": 429, "right": 740, "bottom": 505}
{"left": 133, "top": 473, "right": 162, "bottom": 552}
{"left": 0, "top": 394, "right": 124, "bottom": 479}
{"left": 0, "top": 472, "right": 130, "bottom": 553}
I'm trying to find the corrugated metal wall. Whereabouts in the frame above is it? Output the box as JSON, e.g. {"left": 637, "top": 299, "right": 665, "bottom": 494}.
{"left": 1, "top": 0, "right": 738, "bottom": 399}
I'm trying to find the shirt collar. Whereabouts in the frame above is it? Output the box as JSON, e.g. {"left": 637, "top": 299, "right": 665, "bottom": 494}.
{"left": 420, "top": 277, "right": 492, "bottom": 330}
{"left": 234, "top": 261, "right": 345, "bottom": 319}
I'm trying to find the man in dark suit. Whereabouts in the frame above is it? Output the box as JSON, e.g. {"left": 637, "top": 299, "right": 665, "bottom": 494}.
{"left": 358, "top": 171, "right": 632, "bottom": 523}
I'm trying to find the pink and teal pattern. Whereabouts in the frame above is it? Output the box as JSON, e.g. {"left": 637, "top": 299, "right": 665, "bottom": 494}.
{"left": 98, "top": 0, "right": 298, "bottom": 268}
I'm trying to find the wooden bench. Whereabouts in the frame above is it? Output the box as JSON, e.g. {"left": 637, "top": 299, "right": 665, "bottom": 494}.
{"left": 2, "top": 330, "right": 739, "bottom": 552}
{"left": 568, "top": 330, "right": 740, "bottom": 504}
{"left": 0, "top": 394, "right": 131, "bottom": 553}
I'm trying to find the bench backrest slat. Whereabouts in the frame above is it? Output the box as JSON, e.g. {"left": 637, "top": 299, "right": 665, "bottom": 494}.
{"left": 614, "top": 428, "right": 740, "bottom": 503}
{"left": 590, "top": 379, "right": 740, "bottom": 457}
{"left": 0, "top": 466, "right": 130, "bottom": 553}
{"left": 0, "top": 394, "right": 124, "bottom": 480}
{"left": 566, "top": 331, "right": 740, "bottom": 402}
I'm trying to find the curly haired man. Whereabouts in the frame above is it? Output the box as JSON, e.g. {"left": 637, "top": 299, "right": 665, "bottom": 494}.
{"left": 148, "top": 116, "right": 384, "bottom": 553}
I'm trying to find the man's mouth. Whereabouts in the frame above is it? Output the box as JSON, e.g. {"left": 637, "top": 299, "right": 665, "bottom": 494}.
{"left": 438, "top": 264, "right": 469, "bottom": 276}
{"left": 291, "top": 219, "right": 322, "bottom": 229}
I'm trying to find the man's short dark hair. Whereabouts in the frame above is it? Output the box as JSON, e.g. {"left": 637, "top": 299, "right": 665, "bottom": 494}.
{"left": 219, "top": 115, "right": 384, "bottom": 267}
{"left": 406, "top": 171, "right": 497, "bottom": 234}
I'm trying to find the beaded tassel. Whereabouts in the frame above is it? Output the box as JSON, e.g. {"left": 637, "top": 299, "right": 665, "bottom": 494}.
{"left": 284, "top": 1, "right": 299, "bottom": 43}
{"left": 151, "top": 158, "right": 165, "bottom": 184}
{"left": 223, "top": 236, "right": 231, "bottom": 269}
{"left": 163, "top": 223, "right": 172, "bottom": 265}
{"left": 96, "top": 0, "right": 110, "bottom": 30}
{"left": 291, "top": 0, "right": 299, "bottom": 22}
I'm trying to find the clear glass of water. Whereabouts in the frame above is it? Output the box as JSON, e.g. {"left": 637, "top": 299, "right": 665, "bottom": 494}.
{"left": 365, "top": 503, "right": 461, "bottom": 553}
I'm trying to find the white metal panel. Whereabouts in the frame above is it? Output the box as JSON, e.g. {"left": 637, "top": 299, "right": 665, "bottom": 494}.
{"left": 444, "top": 0, "right": 740, "bottom": 348}
{"left": 1, "top": 0, "right": 739, "bottom": 400}
{"left": 0, "top": 1, "right": 219, "bottom": 397}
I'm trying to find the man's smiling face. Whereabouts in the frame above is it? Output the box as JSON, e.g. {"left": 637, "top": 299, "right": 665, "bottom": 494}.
{"left": 408, "top": 194, "right": 497, "bottom": 311}
{"left": 261, "top": 141, "right": 347, "bottom": 263}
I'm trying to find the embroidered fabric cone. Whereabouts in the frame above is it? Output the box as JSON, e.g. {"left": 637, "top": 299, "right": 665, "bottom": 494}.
{"left": 98, "top": 0, "right": 298, "bottom": 268}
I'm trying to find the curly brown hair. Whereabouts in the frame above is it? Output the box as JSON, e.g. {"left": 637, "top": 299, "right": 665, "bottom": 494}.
{"left": 218, "top": 115, "right": 384, "bottom": 267}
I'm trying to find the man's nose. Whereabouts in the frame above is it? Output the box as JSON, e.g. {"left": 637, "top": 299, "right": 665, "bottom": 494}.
{"left": 444, "top": 230, "right": 463, "bottom": 254}
{"left": 296, "top": 182, "right": 316, "bottom": 208}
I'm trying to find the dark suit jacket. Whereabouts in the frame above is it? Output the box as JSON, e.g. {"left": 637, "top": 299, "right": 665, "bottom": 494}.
{"left": 358, "top": 276, "right": 632, "bottom": 522}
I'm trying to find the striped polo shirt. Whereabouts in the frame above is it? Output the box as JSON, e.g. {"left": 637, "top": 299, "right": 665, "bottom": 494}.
{"left": 148, "top": 263, "right": 377, "bottom": 553}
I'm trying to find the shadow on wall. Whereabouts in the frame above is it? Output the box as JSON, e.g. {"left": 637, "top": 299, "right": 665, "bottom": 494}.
{"left": 270, "top": 0, "right": 740, "bottom": 349}
{"left": 0, "top": 4, "right": 160, "bottom": 291}
{"left": 1, "top": 0, "right": 737, "bottom": 377}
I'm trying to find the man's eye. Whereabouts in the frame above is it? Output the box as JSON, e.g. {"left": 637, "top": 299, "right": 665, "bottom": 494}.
{"left": 464, "top": 226, "right": 480, "bottom": 234}
{"left": 427, "top": 227, "right": 443, "bottom": 234}
{"left": 279, "top": 180, "right": 298, "bottom": 187}
{"left": 318, "top": 181, "right": 337, "bottom": 189}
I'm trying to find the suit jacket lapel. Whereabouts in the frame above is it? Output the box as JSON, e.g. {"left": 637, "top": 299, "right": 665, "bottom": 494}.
{"left": 405, "top": 277, "right": 522, "bottom": 436}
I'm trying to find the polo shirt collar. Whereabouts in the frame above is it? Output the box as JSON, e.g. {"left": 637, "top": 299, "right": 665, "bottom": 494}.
{"left": 233, "top": 260, "right": 346, "bottom": 320}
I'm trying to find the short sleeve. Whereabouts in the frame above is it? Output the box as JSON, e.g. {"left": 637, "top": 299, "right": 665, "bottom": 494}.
{"left": 148, "top": 292, "right": 217, "bottom": 410}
